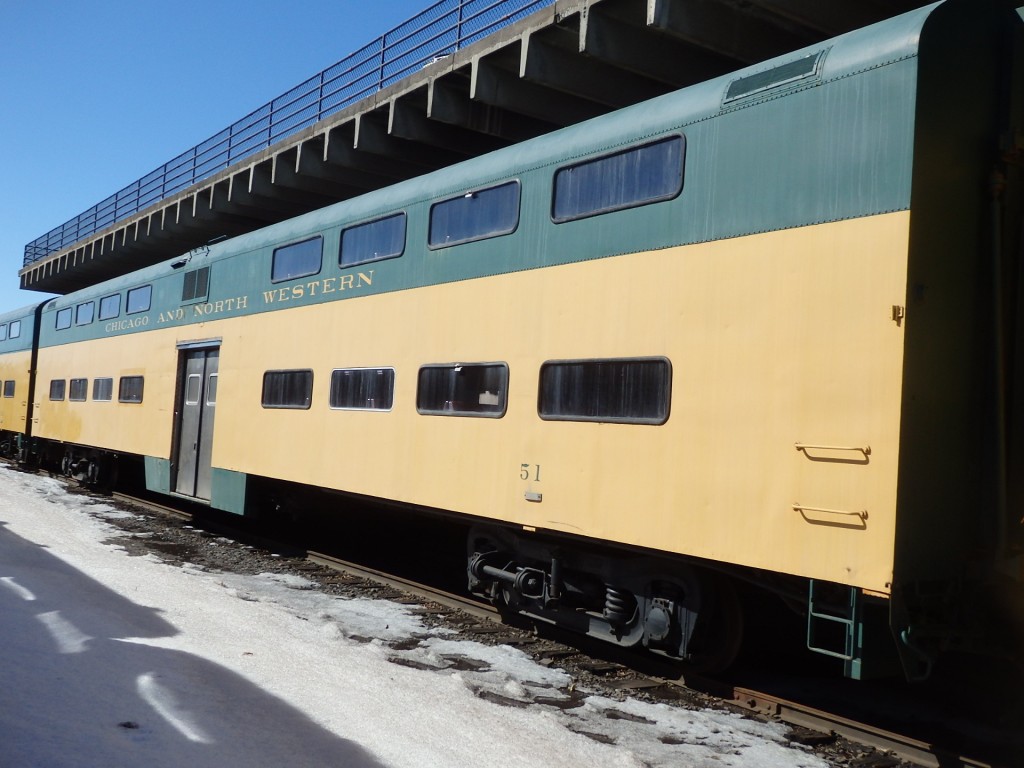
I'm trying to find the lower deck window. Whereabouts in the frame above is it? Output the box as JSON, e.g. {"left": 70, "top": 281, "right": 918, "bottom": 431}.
{"left": 93, "top": 378, "right": 113, "bottom": 401}
{"left": 69, "top": 378, "right": 88, "bottom": 401}
{"left": 417, "top": 363, "right": 507, "bottom": 417}
{"left": 538, "top": 358, "right": 671, "bottom": 424}
{"left": 330, "top": 368, "right": 394, "bottom": 410}
{"left": 119, "top": 376, "right": 144, "bottom": 403}
{"left": 262, "top": 370, "right": 313, "bottom": 409}
{"left": 2, "top": 380, "right": 14, "bottom": 398}
{"left": 49, "top": 380, "right": 66, "bottom": 401}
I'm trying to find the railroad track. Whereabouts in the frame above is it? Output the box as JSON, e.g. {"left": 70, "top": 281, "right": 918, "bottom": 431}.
{"left": 105, "top": 487, "right": 1003, "bottom": 768}
{"left": 304, "top": 550, "right": 995, "bottom": 768}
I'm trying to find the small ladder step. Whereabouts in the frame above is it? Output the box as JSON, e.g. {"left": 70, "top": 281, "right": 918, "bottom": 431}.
{"left": 807, "top": 579, "right": 864, "bottom": 679}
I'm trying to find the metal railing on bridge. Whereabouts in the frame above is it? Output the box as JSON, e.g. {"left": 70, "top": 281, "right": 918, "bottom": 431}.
{"left": 24, "top": 0, "right": 553, "bottom": 267}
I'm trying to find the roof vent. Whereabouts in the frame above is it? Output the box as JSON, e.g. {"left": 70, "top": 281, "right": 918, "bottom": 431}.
{"left": 724, "top": 49, "right": 828, "bottom": 105}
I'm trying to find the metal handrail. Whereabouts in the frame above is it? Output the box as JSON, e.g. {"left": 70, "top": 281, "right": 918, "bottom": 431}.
{"left": 23, "top": 0, "right": 554, "bottom": 267}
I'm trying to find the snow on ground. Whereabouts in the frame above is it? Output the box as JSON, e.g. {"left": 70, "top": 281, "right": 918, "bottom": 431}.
{"left": 0, "top": 466, "right": 828, "bottom": 767}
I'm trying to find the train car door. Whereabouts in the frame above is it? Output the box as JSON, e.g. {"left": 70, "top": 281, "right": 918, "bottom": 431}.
{"left": 174, "top": 347, "right": 219, "bottom": 500}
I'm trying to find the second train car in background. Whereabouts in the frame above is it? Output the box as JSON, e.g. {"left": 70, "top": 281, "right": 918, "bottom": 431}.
{"left": 7, "top": 0, "right": 1024, "bottom": 680}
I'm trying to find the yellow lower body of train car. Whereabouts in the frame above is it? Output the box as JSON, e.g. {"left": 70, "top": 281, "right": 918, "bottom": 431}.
{"left": 34, "top": 212, "right": 909, "bottom": 594}
{"left": 34, "top": 336, "right": 177, "bottom": 459}
{"left": 202, "top": 211, "right": 910, "bottom": 595}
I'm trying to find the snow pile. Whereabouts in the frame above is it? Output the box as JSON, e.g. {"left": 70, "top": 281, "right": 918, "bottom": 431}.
{"left": 0, "top": 466, "right": 827, "bottom": 767}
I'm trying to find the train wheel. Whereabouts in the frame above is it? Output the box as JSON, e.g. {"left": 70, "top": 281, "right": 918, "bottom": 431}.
{"left": 683, "top": 573, "right": 744, "bottom": 675}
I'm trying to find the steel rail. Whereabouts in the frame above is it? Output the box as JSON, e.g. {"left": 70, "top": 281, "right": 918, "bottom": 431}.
{"left": 305, "top": 550, "right": 499, "bottom": 624}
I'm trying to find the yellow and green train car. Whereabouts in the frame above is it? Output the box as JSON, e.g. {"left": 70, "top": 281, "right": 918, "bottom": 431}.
{"left": 0, "top": 305, "right": 39, "bottom": 457}
{"left": 27, "top": 0, "right": 1024, "bottom": 678}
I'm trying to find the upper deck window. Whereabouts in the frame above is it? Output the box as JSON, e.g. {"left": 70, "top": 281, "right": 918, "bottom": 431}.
{"left": 341, "top": 213, "right": 406, "bottom": 267}
{"left": 9, "top": 320, "right": 21, "bottom": 339}
{"left": 99, "top": 294, "right": 121, "bottom": 320}
{"left": 0, "top": 325, "right": 6, "bottom": 342}
{"left": 127, "top": 285, "right": 152, "bottom": 314}
{"left": 76, "top": 302, "right": 94, "bottom": 325}
{"left": 552, "top": 136, "right": 684, "bottom": 223}
{"left": 272, "top": 237, "right": 323, "bottom": 283}
{"left": 429, "top": 182, "right": 520, "bottom": 248}
{"left": 55, "top": 308, "right": 72, "bottom": 330}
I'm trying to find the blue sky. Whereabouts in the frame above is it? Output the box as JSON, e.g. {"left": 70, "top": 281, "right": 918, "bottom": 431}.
{"left": 0, "top": 0, "right": 428, "bottom": 312}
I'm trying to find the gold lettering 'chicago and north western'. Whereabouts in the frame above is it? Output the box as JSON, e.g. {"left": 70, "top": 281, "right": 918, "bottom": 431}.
{"left": 155, "top": 295, "right": 249, "bottom": 325}
{"left": 262, "top": 270, "right": 374, "bottom": 304}
{"left": 105, "top": 316, "right": 150, "bottom": 332}
{"left": 113, "top": 271, "right": 375, "bottom": 334}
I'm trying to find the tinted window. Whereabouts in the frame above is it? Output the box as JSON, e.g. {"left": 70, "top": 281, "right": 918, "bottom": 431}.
{"left": 69, "top": 378, "right": 88, "bottom": 401}
{"left": 119, "top": 376, "right": 145, "bottom": 403}
{"left": 538, "top": 358, "right": 671, "bottom": 424}
{"left": 99, "top": 294, "right": 121, "bottom": 320}
{"left": 182, "top": 267, "right": 210, "bottom": 302}
{"left": 76, "top": 302, "right": 94, "bottom": 325}
{"left": 9, "top": 320, "right": 20, "bottom": 339}
{"left": 56, "top": 308, "right": 72, "bottom": 330}
{"left": 261, "top": 370, "right": 313, "bottom": 409}
{"left": 429, "top": 182, "right": 520, "bottom": 248}
{"left": 341, "top": 213, "right": 406, "bottom": 267}
{"left": 126, "top": 285, "right": 152, "bottom": 314}
{"left": 330, "top": 368, "right": 395, "bottom": 410}
{"left": 49, "top": 380, "right": 66, "bottom": 401}
{"left": 272, "top": 237, "right": 322, "bottom": 283}
{"left": 2, "top": 380, "right": 14, "bottom": 398}
{"left": 417, "top": 363, "right": 507, "bottom": 417}
{"left": 552, "top": 136, "right": 684, "bottom": 222}
{"left": 93, "top": 378, "right": 113, "bottom": 401}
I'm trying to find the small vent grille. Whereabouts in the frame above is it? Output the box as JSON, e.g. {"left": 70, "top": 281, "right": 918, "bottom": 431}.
{"left": 724, "top": 50, "right": 826, "bottom": 104}
{"left": 182, "top": 267, "right": 210, "bottom": 302}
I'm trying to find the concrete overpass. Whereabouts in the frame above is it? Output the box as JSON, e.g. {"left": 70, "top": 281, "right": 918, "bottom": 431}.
{"left": 20, "top": 0, "right": 934, "bottom": 295}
